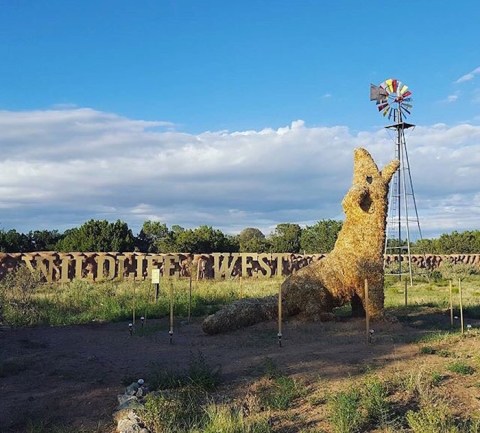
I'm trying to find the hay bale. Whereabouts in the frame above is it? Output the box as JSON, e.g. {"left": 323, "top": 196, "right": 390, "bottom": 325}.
{"left": 202, "top": 295, "right": 277, "bottom": 334}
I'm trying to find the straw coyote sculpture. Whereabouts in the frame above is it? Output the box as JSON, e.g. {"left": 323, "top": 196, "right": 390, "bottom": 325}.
{"left": 202, "top": 148, "right": 399, "bottom": 334}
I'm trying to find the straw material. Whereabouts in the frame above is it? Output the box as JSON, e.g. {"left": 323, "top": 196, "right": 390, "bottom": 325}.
{"left": 202, "top": 148, "right": 399, "bottom": 334}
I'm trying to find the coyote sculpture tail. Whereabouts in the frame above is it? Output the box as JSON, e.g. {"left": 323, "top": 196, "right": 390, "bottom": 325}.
{"left": 202, "top": 148, "right": 399, "bottom": 334}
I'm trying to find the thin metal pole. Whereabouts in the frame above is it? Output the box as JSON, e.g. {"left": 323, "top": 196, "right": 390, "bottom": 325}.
{"left": 365, "top": 279, "right": 370, "bottom": 343}
{"left": 278, "top": 285, "right": 283, "bottom": 347}
{"left": 132, "top": 278, "right": 136, "bottom": 325}
{"left": 169, "top": 279, "right": 174, "bottom": 344}
{"left": 459, "top": 278, "right": 464, "bottom": 335}
{"left": 404, "top": 279, "right": 408, "bottom": 306}
{"left": 449, "top": 280, "right": 454, "bottom": 327}
{"left": 188, "top": 274, "right": 192, "bottom": 323}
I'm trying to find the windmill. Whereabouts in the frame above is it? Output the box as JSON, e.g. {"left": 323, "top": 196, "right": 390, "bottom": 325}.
{"left": 370, "top": 78, "right": 423, "bottom": 284}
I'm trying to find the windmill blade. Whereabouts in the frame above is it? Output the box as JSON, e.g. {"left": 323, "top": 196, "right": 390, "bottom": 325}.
{"left": 382, "top": 107, "right": 390, "bottom": 117}
{"left": 399, "top": 85, "right": 409, "bottom": 96}
{"left": 402, "top": 90, "right": 412, "bottom": 98}
{"left": 385, "top": 79, "right": 394, "bottom": 93}
{"left": 403, "top": 103, "right": 413, "bottom": 109}
{"left": 392, "top": 79, "right": 398, "bottom": 93}
{"left": 377, "top": 102, "right": 389, "bottom": 111}
{"left": 401, "top": 106, "right": 411, "bottom": 116}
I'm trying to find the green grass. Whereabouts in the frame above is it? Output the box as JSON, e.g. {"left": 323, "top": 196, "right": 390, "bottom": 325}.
{"left": 327, "top": 387, "right": 364, "bottom": 433}
{"left": 447, "top": 361, "right": 475, "bottom": 375}
{"left": 0, "top": 273, "right": 281, "bottom": 327}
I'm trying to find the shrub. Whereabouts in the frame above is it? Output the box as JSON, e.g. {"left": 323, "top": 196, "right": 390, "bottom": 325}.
{"left": 406, "top": 400, "right": 460, "bottom": 433}
{"left": 140, "top": 386, "right": 204, "bottom": 433}
{"left": 362, "top": 377, "right": 391, "bottom": 428}
{"left": 328, "top": 387, "right": 364, "bottom": 433}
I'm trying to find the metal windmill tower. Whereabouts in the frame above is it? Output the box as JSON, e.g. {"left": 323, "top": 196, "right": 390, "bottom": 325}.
{"left": 370, "top": 78, "right": 423, "bottom": 284}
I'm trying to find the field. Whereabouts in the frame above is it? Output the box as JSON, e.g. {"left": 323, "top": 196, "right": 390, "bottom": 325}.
{"left": 1, "top": 270, "right": 480, "bottom": 433}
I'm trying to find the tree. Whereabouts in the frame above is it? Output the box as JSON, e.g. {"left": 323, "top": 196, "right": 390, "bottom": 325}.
{"left": 27, "top": 230, "right": 63, "bottom": 251}
{"left": 238, "top": 228, "right": 269, "bottom": 252}
{"left": 174, "top": 225, "right": 237, "bottom": 254}
{"left": 135, "top": 221, "right": 171, "bottom": 252}
{"left": 436, "top": 230, "right": 480, "bottom": 254}
{"left": 300, "top": 220, "right": 343, "bottom": 253}
{"left": 56, "top": 219, "right": 135, "bottom": 252}
{"left": 0, "top": 229, "right": 32, "bottom": 252}
{"left": 268, "top": 223, "right": 302, "bottom": 253}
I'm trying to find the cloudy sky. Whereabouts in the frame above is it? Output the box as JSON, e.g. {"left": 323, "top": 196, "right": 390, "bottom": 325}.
{"left": 1, "top": 1, "right": 479, "bottom": 238}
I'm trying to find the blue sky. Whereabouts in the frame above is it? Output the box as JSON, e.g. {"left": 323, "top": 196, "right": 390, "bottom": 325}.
{"left": 1, "top": 1, "right": 479, "bottom": 238}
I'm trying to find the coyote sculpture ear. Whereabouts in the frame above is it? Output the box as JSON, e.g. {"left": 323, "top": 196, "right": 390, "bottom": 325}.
{"left": 381, "top": 160, "right": 400, "bottom": 184}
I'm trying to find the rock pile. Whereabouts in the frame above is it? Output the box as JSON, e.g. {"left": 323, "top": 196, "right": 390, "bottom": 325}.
{"left": 113, "top": 379, "right": 150, "bottom": 433}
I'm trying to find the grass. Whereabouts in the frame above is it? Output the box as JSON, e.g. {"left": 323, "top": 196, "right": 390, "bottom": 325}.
{"left": 147, "top": 351, "right": 221, "bottom": 392}
{"left": 2, "top": 264, "right": 480, "bottom": 432}
{"left": 446, "top": 361, "right": 475, "bottom": 375}
{"left": 0, "top": 272, "right": 281, "bottom": 327}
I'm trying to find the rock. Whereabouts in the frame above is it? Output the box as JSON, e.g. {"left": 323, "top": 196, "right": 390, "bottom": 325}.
{"left": 117, "top": 417, "right": 143, "bottom": 433}
{"left": 125, "top": 382, "right": 140, "bottom": 395}
{"left": 116, "top": 396, "right": 142, "bottom": 412}
{"left": 113, "top": 409, "right": 136, "bottom": 423}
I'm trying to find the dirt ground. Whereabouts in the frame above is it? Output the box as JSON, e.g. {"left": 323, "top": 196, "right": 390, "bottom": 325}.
{"left": 0, "top": 313, "right": 475, "bottom": 433}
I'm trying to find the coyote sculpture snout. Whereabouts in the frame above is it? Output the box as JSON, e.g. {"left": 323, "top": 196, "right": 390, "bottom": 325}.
{"left": 202, "top": 148, "right": 399, "bottom": 334}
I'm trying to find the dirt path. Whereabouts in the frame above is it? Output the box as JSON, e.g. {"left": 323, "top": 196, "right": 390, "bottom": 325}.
{"left": 0, "top": 316, "right": 423, "bottom": 432}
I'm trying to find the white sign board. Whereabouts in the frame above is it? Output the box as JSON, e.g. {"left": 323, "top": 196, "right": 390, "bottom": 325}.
{"left": 151, "top": 268, "right": 161, "bottom": 284}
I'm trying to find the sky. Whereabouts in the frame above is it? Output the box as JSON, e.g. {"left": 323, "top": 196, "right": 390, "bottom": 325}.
{"left": 0, "top": 1, "right": 479, "bottom": 239}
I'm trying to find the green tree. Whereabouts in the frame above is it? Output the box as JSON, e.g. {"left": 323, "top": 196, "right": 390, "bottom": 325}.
{"left": 135, "top": 221, "right": 171, "bottom": 252}
{"left": 28, "top": 230, "right": 63, "bottom": 251}
{"left": 174, "top": 225, "right": 237, "bottom": 253}
{"left": 436, "top": 230, "right": 480, "bottom": 254}
{"left": 0, "top": 229, "right": 32, "bottom": 252}
{"left": 238, "top": 227, "right": 270, "bottom": 252}
{"left": 268, "top": 223, "right": 302, "bottom": 253}
{"left": 300, "top": 219, "right": 342, "bottom": 253}
{"left": 56, "top": 219, "right": 135, "bottom": 252}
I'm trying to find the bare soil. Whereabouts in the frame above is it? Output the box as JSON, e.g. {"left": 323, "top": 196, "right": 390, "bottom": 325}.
{"left": 1, "top": 313, "right": 479, "bottom": 432}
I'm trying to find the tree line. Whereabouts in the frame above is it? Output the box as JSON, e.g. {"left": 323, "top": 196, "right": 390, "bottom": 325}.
{"left": 0, "top": 219, "right": 479, "bottom": 254}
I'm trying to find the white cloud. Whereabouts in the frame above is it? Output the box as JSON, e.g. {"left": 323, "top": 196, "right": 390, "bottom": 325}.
{"left": 447, "top": 94, "right": 458, "bottom": 103}
{"left": 455, "top": 66, "right": 480, "bottom": 84}
{"left": 0, "top": 108, "right": 479, "bottom": 238}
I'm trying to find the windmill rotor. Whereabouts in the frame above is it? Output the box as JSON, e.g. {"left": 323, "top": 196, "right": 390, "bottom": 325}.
{"left": 371, "top": 78, "right": 413, "bottom": 123}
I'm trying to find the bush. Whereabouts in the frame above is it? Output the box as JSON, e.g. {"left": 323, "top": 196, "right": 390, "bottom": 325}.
{"left": 328, "top": 387, "right": 364, "bottom": 433}
{"left": 0, "top": 265, "right": 43, "bottom": 326}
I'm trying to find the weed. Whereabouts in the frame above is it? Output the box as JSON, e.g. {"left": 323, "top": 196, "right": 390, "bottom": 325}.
{"left": 258, "top": 375, "right": 305, "bottom": 411}
{"left": 195, "top": 403, "right": 272, "bottom": 433}
{"left": 327, "top": 387, "right": 364, "bottom": 433}
{"left": 447, "top": 361, "right": 475, "bottom": 375}
{"left": 140, "top": 386, "right": 205, "bottom": 433}
{"left": 362, "top": 377, "right": 391, "bottom": 428}
{"left": 430, "top": 371, "right": 444, "bottom": 386}
{"left": 148, "top": 351, "right": 221, "bottom": 392}
{"left": 420, "top": 345, "right": 436, "bottom": 354}
{"left": 186, "top": 351, "right": 221, "bottom": 391}
{"left": 406, "top": 399, "right": 460, "bottom": 433}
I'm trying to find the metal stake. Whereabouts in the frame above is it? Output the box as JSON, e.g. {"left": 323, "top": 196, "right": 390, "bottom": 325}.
{"left": 169, "top": 280, "right": 174, "bottom": 344}
{"left": 459, "top": 278, "right": 464, "bottom": 335}
{"left": 278, "top": 284, "right": 283, "bottom": 347}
